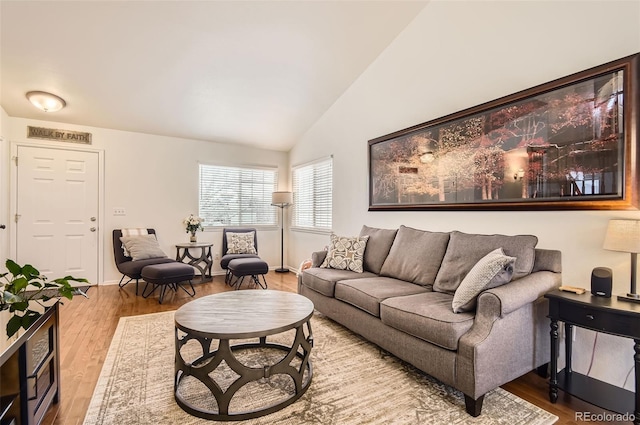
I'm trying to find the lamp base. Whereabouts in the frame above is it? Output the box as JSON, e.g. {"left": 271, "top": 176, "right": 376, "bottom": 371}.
{"left": 275, "top": 268, "right": 289, "bottom": 273}
{"left": 617, "top": 293, "right": 640, "bottom": 304}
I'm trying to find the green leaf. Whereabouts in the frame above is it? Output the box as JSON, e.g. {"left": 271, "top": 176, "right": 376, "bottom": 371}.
{"left": 21, "top": 264, "right": 39, "bottom": 278}
{"left": 3, "top": 291, "right": 21, "bottom": 304}
{"left": 6, "top": 315, "right": 22, "bottom": 338}
{"left": 21, "top": 311, "right": 41, "bottom": 329}
{"left": 11, "top": 302, "right": 28, "bottom": 312}
{"left": 5, "top": 259, "right": 21, "bottom": 276}
{"left": 10, "top": 277, "right": 29, "bottom": 293}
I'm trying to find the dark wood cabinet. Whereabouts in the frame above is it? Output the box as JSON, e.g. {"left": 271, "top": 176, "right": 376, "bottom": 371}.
{"left": 0, "top": 302, "right": 60, "bottom": 425}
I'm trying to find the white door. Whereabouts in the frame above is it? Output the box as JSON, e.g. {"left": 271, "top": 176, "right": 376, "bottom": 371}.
{"left": 16, "top": 146, "right": 99, "bottom": 284}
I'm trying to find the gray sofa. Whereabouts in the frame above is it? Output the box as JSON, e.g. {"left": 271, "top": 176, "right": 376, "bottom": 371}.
{"left": 298, "top": 225, "right": 562, "bottom": 417}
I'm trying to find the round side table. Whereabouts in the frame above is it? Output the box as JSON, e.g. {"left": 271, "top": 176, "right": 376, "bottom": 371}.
{"left": 175, "top": 242, "right": 213, "bottom": 283}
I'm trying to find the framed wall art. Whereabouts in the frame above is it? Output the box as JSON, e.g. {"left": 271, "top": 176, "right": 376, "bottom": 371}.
{"left": 368, "top": 53, "right": 640, "bottom": 211}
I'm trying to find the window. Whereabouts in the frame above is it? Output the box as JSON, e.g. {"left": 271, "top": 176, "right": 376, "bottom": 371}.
{"left": 292, "top": 157, "right": 332, "bottom": 231}
{"left": 199, "top": 164, "right": 278, "bottom": 226}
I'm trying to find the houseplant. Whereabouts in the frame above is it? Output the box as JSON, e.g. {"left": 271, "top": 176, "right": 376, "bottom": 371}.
{"left": 0, "top": 259, "right": 88, "bottom": 338}
{"left": 184, "top": 214, "right": 204, "bottom": 242}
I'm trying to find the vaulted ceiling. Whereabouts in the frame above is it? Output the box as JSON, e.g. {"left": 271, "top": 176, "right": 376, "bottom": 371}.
{"left": 1, "top": 1, "right": 427, "bottom": 151}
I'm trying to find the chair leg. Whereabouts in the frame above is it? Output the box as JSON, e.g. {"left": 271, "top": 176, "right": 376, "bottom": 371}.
{"left": 259, "top": 274, "right": 268, "bottom": 289}
{"left": 177, "top": 280, "right": 196, "bottom": 297}
{"left": 118, "top": 275, "right": 141, "bottom": 295}
{"left": 233, "top": 275, "right": 245, "bottom": 290}
{"left": 158, "top": 284, "right": 168, "bottom": 304}
{"left": 118, "top": 275, "right": 133, "bottom": 288}
{"left": 251, "top": 274, "right": 267, "bottom": 289}
{"left": 141, "top": 282, "right": 158, "bottom": 299}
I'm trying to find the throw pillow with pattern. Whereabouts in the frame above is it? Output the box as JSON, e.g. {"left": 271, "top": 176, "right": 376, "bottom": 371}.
{"left": 320, "top": 234, "right": 369, "bottom": 273}
{"left": 452, "top": 248, "right": 515, "bottom": 313}
{"left": 226, "top": 232, "right": 257, "bottom": 254}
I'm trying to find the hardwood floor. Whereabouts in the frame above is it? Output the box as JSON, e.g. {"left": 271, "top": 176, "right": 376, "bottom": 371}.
{"left": 43, "top": 272, "right": 619, "bottom": 425}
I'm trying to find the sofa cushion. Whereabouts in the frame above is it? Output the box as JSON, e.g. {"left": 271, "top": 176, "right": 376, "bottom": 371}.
{"left": 380, "top": 292, "right": 475, "bottom": 350}
{"left": 379, "top": 225, "right": 450, "bottom": 286}
{"left": 359, "top": 225, "right": 398, "bottom": 274}
{"left": 301, "top": 267, "right": 377, "bottom": 297}
{"left": 320, "top": 234, "right": 369, "bottom": 273}
{"left": 335, "top": 277, "right": 430, "bottom": 317}
{"left": 433, "top": 231, "right": 538, "bottom": 294}
{"left": 452, "top": 248, "right": 515, "bottom": 313}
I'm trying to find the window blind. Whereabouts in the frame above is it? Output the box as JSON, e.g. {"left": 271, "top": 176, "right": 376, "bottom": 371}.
{"left": 292, "top": 157, "right": 332, "bottom": 230}
{"left": 199, "top": 164, "right": 278, "bottom": 226}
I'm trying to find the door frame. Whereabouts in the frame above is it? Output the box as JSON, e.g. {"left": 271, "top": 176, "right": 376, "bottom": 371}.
{"left": 9, "top": 141, "right": 105, "bottom": 284}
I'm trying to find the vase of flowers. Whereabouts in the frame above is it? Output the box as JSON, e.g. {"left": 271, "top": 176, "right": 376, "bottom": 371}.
{"left": 0, "top": 259, "right": 88, "bottom": 338}
{"left": 184, "top": 214, "right": 204, "bottom": 243}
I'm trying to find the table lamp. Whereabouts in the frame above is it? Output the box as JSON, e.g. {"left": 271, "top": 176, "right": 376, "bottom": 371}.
{"left": 603, "top": 219, "right": 640, "bottom": 303}
{"left": 272, "top": 191, "right": 293, "bottom": 273}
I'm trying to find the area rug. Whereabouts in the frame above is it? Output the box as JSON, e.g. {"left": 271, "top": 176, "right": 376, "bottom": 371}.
{"left": 83, "top": 311, "right": 558, "bottom": 425}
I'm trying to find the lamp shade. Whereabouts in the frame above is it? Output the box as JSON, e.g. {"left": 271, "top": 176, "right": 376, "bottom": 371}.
{"left": 272, "top": 191, "right": 293, "bottom": 206}
{"left": 603, "top": 219, "right": 640, "bottom": 253}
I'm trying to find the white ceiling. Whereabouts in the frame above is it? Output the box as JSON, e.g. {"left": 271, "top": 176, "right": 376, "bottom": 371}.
{"left": 0, "top": 1, "right": 427, "bottom": 151}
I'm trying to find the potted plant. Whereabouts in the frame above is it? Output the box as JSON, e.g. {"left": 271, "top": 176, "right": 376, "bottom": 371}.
{"left": 0, "top": 259, "right": 88, "bottom": 338}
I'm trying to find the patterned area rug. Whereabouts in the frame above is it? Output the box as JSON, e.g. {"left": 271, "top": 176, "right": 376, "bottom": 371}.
{"left": 83, "top": 311, "right": 558, "bottom": 425}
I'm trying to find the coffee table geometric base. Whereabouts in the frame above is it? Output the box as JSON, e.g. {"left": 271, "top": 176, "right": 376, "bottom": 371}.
{"left": 174, "top": 321, "right": 313, "bottom": 421}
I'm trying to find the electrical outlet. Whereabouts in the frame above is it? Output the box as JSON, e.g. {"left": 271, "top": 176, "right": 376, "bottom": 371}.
{"left": 113, "top": 208, "right": 126, "bottom": 216}
{"left": 214, "top": 253, "right": 220, "bottom": 261}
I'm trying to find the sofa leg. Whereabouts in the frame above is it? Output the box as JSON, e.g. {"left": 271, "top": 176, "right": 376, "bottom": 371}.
{"left": 536, "top": 362, "right": 549, "bottom": 378}
{"left": 464, "top": 394, "right": 484, "bottom": 417}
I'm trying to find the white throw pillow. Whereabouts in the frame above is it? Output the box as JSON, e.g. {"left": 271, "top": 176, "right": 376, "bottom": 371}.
{"left": 452, "top": 248, "right": 515, "bottom": 313}
{"left": 320, "top": 234, "right": 369, "bottom": 273}
{"left": 226, "top": 232, "right": 257, "bottom": 254}
{"left": 119, "top": 235, "right": 167, "bottom": 261}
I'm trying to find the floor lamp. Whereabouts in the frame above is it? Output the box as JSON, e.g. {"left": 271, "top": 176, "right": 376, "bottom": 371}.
{"left": 603, "top": 219, "right": 640, "bottom": 303}
{"left": 272, "top": 191, "right": 293, "bottom": 273}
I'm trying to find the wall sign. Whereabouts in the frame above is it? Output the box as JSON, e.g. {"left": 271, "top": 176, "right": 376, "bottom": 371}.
{"left": 27, "top": 126, "right": 92, "bottom": 144}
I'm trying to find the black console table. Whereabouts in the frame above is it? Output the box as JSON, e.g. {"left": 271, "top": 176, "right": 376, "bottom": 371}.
{"left": 545, "top": 290, "right": 640, "bottom": 424}
{"left": 176, "top": 243, "right": 213, "bottom": 283}
{"left": 0, "top": 301, "right": 60, "bottom": 425}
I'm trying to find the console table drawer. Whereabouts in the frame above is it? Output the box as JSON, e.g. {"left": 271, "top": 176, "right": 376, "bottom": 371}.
{"left": 558, "top": 303, "right": 638, "bottom": 336}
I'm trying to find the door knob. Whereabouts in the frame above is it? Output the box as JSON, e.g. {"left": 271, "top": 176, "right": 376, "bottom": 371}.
{"left": 90, "top": 217, "right": 97, "bottom": 222}
{"left": 0, "top": 224, "right": 5, "bottom": 229}
{"left": 90, "top": 227, "right": 97, "bottom": 232}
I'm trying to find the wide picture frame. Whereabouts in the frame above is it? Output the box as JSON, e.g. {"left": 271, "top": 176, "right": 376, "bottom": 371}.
{"left": 368, "top": 53, "right": 640, "bottom": 211}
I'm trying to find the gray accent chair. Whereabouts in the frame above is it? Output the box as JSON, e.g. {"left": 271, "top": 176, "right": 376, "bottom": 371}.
{"left": 112, "top": 229, "right": 174, "bottom": 295}
{"left": 220, "top": 227, "right": 260, "bottom": 284}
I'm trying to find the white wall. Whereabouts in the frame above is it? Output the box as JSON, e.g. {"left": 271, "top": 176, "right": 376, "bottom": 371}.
{"left": 0, "top": 107, "right": 10, "bottom": 269}
{"left": 289, "top": 1, "right": 640, "bottom": 390}
{"left": 4, "top": 116, "right": 289, "bottom": 283}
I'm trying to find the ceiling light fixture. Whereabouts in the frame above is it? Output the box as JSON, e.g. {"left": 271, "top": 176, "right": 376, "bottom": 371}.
{"left": 26, "top": 91, "right": 66, "bottom": 112}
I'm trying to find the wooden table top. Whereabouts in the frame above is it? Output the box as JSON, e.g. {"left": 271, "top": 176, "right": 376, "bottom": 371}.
{"left": 175, "top": 242, "right": 213, "bottom": 248}
{"left": 174, "top": 290, "right": 314, "bottom": 339}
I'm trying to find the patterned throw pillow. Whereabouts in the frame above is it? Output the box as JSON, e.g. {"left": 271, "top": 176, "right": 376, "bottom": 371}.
{"left": 320, "top": 234, "right": 369, "bottom": 273}
{"left": 452, "top": 248, "right": 516, "bottom": 313}
{"left": 226, "top": 232, "right": 257, "bottom": 254}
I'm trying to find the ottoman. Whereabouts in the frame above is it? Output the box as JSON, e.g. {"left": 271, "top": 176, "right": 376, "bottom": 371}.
{"left": 227, "top": 258, "right": 268, "bottom": 290}
{"left": 141, "top": 262, "right": 196, "bottom": 303}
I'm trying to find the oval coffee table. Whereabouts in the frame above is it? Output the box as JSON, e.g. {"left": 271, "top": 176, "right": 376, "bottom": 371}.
{"left": 174, "top": 290, "right": 314, "bottom": 421}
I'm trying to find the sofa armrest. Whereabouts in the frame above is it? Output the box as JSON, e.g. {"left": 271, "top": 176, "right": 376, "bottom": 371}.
{"left": 479, "top": 271, "right": 561, "bottom": 317}
{"left": 311, "top": 250, "right": 328, "bottom": 268}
